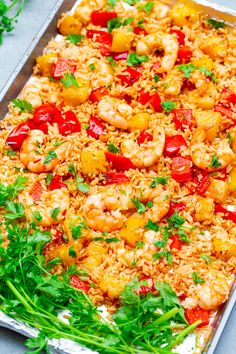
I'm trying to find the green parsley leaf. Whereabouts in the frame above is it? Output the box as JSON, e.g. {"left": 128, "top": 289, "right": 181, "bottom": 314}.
{"left": 70, "top": 220, "right": 87, "bottom": 239}
{"left": 106, "top": 56, "right": 118, "bottom": 67}
{"left": 178, "top": 63, "right": 196, "bottom": 78}
{"left": 83, "top": 124, "right": 89, "bottom": 130}
{"left": 0, "top": 176, "right": 28, "bottom": 207}
{"left": 127, "top": 53, "right": 149, "bottom": 66}
{"left": 131, "top": 197, "right": 146, "bottom": 214}
{"left": 227, "top": 132, "right": 233, "bottom": 145}
{"left": 208, "top": 18, "right": 225, "bottom": 29}
{"left": 192, "top": 272, "right": 205, "bottom": 284}
{"left": 12, "top": 99, "right": 34, "bottom": 113}
{"left": 177, "top": 228, "right": 191, "bottom": 243}
{"left": 138, "top": 1, "right": 154, "bottom": 15}
{"left": 69, "top": 246, "right": 77, "bottom": 258}
{"left": 67, "top": 34, "right": 84, "bottom": 44}
{"left": 54, "top": 140, "right": 64, "bottom": 147}
{"left": 76, "top": 176, "right": 90, "bottom": 193}
{"left": 168, "top": 211, "right": 185, "bottom": 229}
{"left": 45, "top": 173, "right": 53, "bottom": 186}
{"left": 32, "top": 211, "right": 43, "bottom": 223}
{"left": 108, "top": 17, "right": 122, "bottom": 32}
{"left": 153, "top": 250, "right": 172, "bottom": 265}
{"left": 132, "top": 258, "right": 138, "bottom": 266}
{"left": 153, "top": 240, "right": 167, "bottom": 248}
{"left": 60, "top": 73, "right": 79, "bottom": 88}
{"left": 68, "top": 162, "right": 77, "bottom": 176}
{"left": 123, "top": 0, "right": 141, "bottom": 5}
{"left": 199, "top": 67, "right": 217, "bottom": 83}
{"left": 154, "top": 74, "right": 160, "bottom": 83}
{"left": 200, "top": 254, "right": 213, "bottom": 264}
{"left": 44, "top": 151, "right": 57, "bottom": 165}
{"left": 146, "top": 201, "right": 153, "bottom": 208}
{"left": 136, "top": 240, "right": 145, "bottom": 249}
{"left": 150, "top": 176, "right": 170, "bottom": 188}
{"left": 5, "top": 201, "right": 25, "bottom": 220}
{"left": 107, "top": 0, "right": 118, "bottom": 9}
{"left": 211, "top": 154, "right": 221, "bottom": 168}
{"left": 161, "top": 101, "right": 176, "bottom": 113}
{"left": 89, "top": 63, "right": 96, "bottom": 71}
{"left": 145, "top": 219, "right": 159, "bottom": 232}
{"left": 123, "top": 17, "right": 134, "bottom": 26}
{"left": 108, "top": 142, "right": 119, "bottom": 153}
{"left": 93, "top": 236, "right": 120, "bottom": 243}
{"left": 4, "top": 149, "right": 17, "bottom": 157}
{"left": 50, "top": 207, "right": 61, "bottom": 220}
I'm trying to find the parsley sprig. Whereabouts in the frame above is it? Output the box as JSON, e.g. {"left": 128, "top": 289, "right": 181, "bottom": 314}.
{"left": 0, "top": 0, "right": 25, "bottom": 45}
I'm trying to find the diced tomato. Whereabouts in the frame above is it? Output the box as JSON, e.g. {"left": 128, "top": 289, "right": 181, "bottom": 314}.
{"left": 87, "top": 116, "right": 106, "bottom": 139}
{"left": 173, "top": 109, "right": 193, "bottom": 131}
{"left": 37, "top": 122, "right": 49, "bottom": 134}
{"left": 91, "top": 11, "right": 117, "bottom": 27}
{"left": 170, "top": 29, "right": 185, "bottom": 45}
{"left": 6, "top": 123, "right": 30, "bottom": 150}
{"left": 58, "top": 111, "right": 81, "bottom": 136}
{"left": 168, "top": 201, "right": 186, "bottom": 217}
{"left": 30, "top": 181, "right": 43, "bottom": 201}
{"left": 104, "top": 172, "right": 130, "bottom": 185}
{"left": 53, "top": 229, "right": 63, "bottom": 243}
{"left": 89, "top": 86, "right": 109, "bottom": 102}
{"left": 86, "top": 30, "right": 113, "bottom": 46}
{"left": 138, "top": 277, "right": 155, "bottom": 296}
{"left": 215, "top": 204, "right": 236, "bottom": 223}
{"left": 170, "top": 235, "right": 182, "bottom": 250}
{"left": 111, "top": 51, "right": 128, "bottom": 61}
{"left": 164, "top": 135, "right": 187, "bottom": 157}
{"left": 70, "top": 275, "right": 90, "bottom": 293}
{"left": 137, "top": 131, "right": 153, "bottom": 145}
{"left": 117, "top": 67, "right": 142, "bottom": 86}
{"left": 51, "top": 58, "right": 76, "bottom": 80}
{"left": 177, "top": 46, "right": 192, "bottom": 64}
{"left": 48, "top": 175, "right": 68, "bottom": 191}
{"left": 105, "top": 152, "right": 136, "bottom": 171}
{"left": 33, "top": 104, "right": 63, "bottom": 126}
{"left": 133, "top": 26, "right": 147, "bottom": 35}
{"left": 220, "top": 87, "right": 236, "bottom": 105}
{"left": 185, "top": 307, "right": 210, "bottom": 327}
{"left": 215, "top": 104, "right": 236, "bottom": 121}
{"left": 171, "top": 156, "right": 192, "bottom": 183}
{"left": 150, "top": 92, "right": 162, "bottom": 112}
{"left": 196, "top": 175, "right": 211, "bottom": 195}
{"left": 138, "top": 90, "right": 151, "bottom": 105}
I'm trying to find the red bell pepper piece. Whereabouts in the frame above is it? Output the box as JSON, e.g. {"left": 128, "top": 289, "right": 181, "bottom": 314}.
{"left": 51, "top": 58, "right": 76, "bottom": 80}
{"left": 173, "top": 109, "right": 193, "bottom": 131}
{"left": 33, "top": 104, "right": 63, "bottom": 126}
{"left": 168, "top": 201, "right": 186, "bottom": 217}
{"left": 111, "top": 51, "right": 128, "bottom": 61}
{"left": 89, "top": 86, "right": 109, "bottom": 102}
{"left": 117, "top": 67, "right": 142, "bottom": 86}
{"left": 170, "top": 29, "right": 185, "bottom": 45}
{"left": 177, "top": 46, "right": 192, "bottom": 64}
{"left": 171, "top": 156, "right": 192, "bottom": 183}
{"left": 58, "top": 111, "right": 81, "bottom": 136}
{"left": 70, "top": 275, "right": 90, "bottom": 293}
{"left": 150, "top": 92, "right": 162, "bottom": 112}
{"left": 86, "top": 30, "right": 112, "bottom": 46}
{"left": 30, "top": 181, "right": 43, "bottom": 201}
{"left": 105, "top": 152, "right": 136, "bottom": 171}
{"left": 196, "top": 175, "right": 211, "bottom": 195}
{"left": 137, "top": 131, "right": 153, "bottom": 145}
{"left": 170, "top": 235, "right": 183, "bottom": 250}
{"left": 104, "top": 172, "right": 130, "bottom": 185}
{"left": 6, "top": 122, "right": 30, "bottom": 150}
{"left": 138, "top": 277, "right": 155, "bottom": 296}
{"left": 164, "top": 135, "right": 187, "bottom": 157}
{"left": 138, "top": 90, "right": 151, "bottom": 105}
{"left": 49, "top": 175, "right": 68, "bottom": 191}
{"left": 91, "top": 11, "right": 117, "bottom": 27}
{"left": 133, "top": 26, "right": 147, "bottom": 35}
{"left": 215, "top": 204, "right": 236, "bottom": 223}
{"left": 215, "top": 104, "right": 236, "bottom": 121}
{"left": 185, "top": 307, "right": 210, "bottom": 327}
{"left": 220, "top": 87, "right": 236, "bottom": 105}
{"left": 87, "top": 116, "right": 106, "bottom": 139}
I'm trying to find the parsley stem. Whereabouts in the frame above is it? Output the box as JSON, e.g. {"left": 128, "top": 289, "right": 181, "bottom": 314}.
{"left": 153, "top": 308, "right": 179, "bottom": 326}
{"left": 6, "top": 280, "right": 32, "bottom": 312}
{"left": 171, "top": 320, "right": 201, "bottom": 347}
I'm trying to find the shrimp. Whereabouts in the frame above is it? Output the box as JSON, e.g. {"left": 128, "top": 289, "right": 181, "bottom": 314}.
{"left": 121, "top": 125, "right": 165, "bottom": 168}
{"left": 136, "top": 32, "right": 178, "bottom": 71}
{"left": 163, "top": 69, "right": 183, "bottom": 96}
{"left": 74, "top": 0, "right": 106, "bottom": 24}
{"left": 195, "top": 272, "right": 231, "bottom": 310}
{"left": 150, "top": 1, "right": 169, "bottom": 20}
{"left": 87, "top": 58, "right": 113, "bottom": 89}
{"left": 83, "top": 183, "right": 170, "bottom": 232}
{"left": 19, "top": 183, "right": 69, "bottom": 227}
{"left": 20, "top": 130, "right": 71, "bottom": 173}
{"left": 189, "top": 129, "right": 234, "bottom": 172}
{"left": 97, "top": 98, "right": 133, "bottom": 130}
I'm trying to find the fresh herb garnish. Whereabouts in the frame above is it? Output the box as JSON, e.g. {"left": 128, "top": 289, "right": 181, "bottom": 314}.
{"left": 5, "top": 201, "right": 25, "bottom": 220}
{"left": 200, "top": 254, "right": 213, "bottom": 264}
{"left": 146, "top": 201, "right": 153, "bottom": 208}
{"left": 70, "top": 219, "right": 88, "bottom": 239}
{"left": 60, "top": 73, "right": 79, "bottom": 88}
{"left": 131, "top": 197, "right": 146, "bottom": 214}
{"left": 50, "top": 207, "right": 61, "bottom": 221}
{"left": 154, "top": 74, "right": 160, "bottom": 83}
{"left": 108, "top": 142, "right": 119, "bottom": 153}
{"left": 54, "top": 140, "right": 64, "bottom": 147}
{"left": 136, "top": 240, "right": 145, "bottom": 249}
{"left": 67, "top": 34, "right": 84, "bottom": 44}
{"left": 211, "top": 154, "right": 221, "bottom": 168}
{"left": 106, "top": 56, "right": 118, "bottom": 67}
{"left": 108, "top": 17, "right": 133, "bottom": 32}
{"left": 178, "top": 63, "right": 196, "bottom": 78}
{"left": 45, "top": 173, "right": 53, "bottom": 186}
{"left": 69, "top": 246, "right": 77, "bottom": 258}
{"left": 89, "top": 63, "right": 96, "bottom": 71}
{"left": 123, "top": 0, "right": 141, "bottom": 5}
{"left": 0, "top": 176, "right": 27, "bottom": 207}
{"left": 199, "top": 67, "right": 217, "bottom": 83}
{"left": 76, "top": 176, "right": 90, "bottom": 193}
{"left": 208, "top": 18, "right": 225, "bottom": 29}
{"left": 150, "top": 176, "right": 170, "bottom": 188}
{"left": 145, "top": 219, "right": 159, "bottom": 232}
{"left": 137, "top": 1, "right": 154, "bottom": 15}
{"left": 161, "top": 101, "right": 176, "bottom": 113}
{"left": 192, "top": 272, "right": 205, "bottom": 284}
{"left": 4, "top": 149, "right": 17, "bottom": 156}
{"left": 12, "top": 99, "right": 34, "bottom": 113}
{"left": 227, "top": 132, "right": 233, "bottom": 145}
{"left": 153, "top": 250, "right": 173, "bottom": 265}
{"left": 127, "top": 53, "right": 149, "bottom": 66}
{"left": 106, "top": 0, "right": 118, "bottom": 9}
{"left": 44, "top": 151, "right": 57, "bottom": 165}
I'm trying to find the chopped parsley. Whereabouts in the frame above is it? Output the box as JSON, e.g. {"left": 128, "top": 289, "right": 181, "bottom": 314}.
{"left": 60, "top": 73, "right": 79, "bottom": 88}
{"left": 44, "top": 151, "right": 57, "bottom": 165}
{"left": 146, "top": 201, "right": 153, "bottom": 208}
{"left": 136, "top": 240, "right": 145, "bottom": 249}
{"left": 138, "top": 1, "right": 154, "bottom": 15}
{"left": 168, "top": 211, "right": 185, "bottom": 229}
{"left": 227, "top": 132, "right": 233, "bottom": 145}
{"left": 89, "top": 63, "right": 96, "bottom": 71}
{"left": 106, "top": 56, "right": 118, "bottom": 67}
{"left": 200, "top": 254, "right": 213, "bottom": 264}
{"left": 12, "top": 99, "right": 34, "bottom": 113}
{"left": 108, "top": 17, "right": 133, "bottom": 32}
{"left": 123, "top": 0, "right": 141, "bottom": 5}
{"left": 161, "top": 101, "right": 176, "bottom": 113}
{"left": 153, "top": 250, "right": 172, "bottom": 265}
{"left": 69, "top": 246, "right": 77, "bottom": 258}
{"left": 192, "top": 272, "right": 205, "bottom": 284}
{"left": 127, "top": 53, "right": 149, "bottom": 66}
{"left": 132, "top": 258, "right": 138, "bottom": 266}
{"left": 108, "top": 142, "right": 119, "bottom": 153}
{"left": 45, "top": 174, "right": 53, "bottom": 186}
{"left": 50, "top": 207, "right": 61, "bottom": 221}
{"left": 70, "top": 220, "right": 88, "bottom": 239}
{"left": 106, "top": 0, "right": 118, "bottom": 9}
{"left": 4, "top": 149, "right": 17, "bottom": 157}
{"left": 131, "top": 197, "right": 146, "bottom": 214}
{"left": 5, "top": 201, "right": 25, "bottom": 220}
{"left": 67, "top": 34, "right": 84, "bottom": 44}
{"left": 208, "top": 18, "right": 225, "bottom": 29}
{"left": 199, "top": 67, "right": 217, "bottom": 83}
{"left": 76, "top": 176, "right": 90, "bottom": 193}
{"left": 150, "top": 176, "right": 170, "bottom": 188}
{"left": 93, "top": 236, "right": 120, "bottom": 243}
{"left": 68, "top": 162, "right": 77, "bottom": 176}
{"left": 154, "top": 74, "right": 160, "bottom": 83}
{"left": 54, "top": 140, "right": 64, "bottom": 147}
{"left": 211, "top": 154, "right": 221, "bottom": 168}
{"left": 145, "top": 219, "right": 159, "bottom": 232}
{"left": 178, "top": 63, "right": 196, "bottom": 78}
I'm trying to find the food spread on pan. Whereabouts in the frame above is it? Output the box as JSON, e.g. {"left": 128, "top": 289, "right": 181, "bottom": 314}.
{"left": 0, "top": 0, "right": 235, "bottom": 353}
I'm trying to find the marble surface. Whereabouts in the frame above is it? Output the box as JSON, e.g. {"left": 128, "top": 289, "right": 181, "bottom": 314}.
{"left": 0, "top": 0, "right": 235, "bottom": 353}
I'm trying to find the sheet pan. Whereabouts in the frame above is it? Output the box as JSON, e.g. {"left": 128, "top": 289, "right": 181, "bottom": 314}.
{"left": 0, "top": 0, "right": 236, "bottom": 353}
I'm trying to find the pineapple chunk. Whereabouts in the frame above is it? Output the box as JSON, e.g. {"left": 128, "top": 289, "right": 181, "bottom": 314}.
{"left": 62, "top": 77, "right": 90, "bottom": 106}
{"left": 99, "top": 275, "right": 127, "bottom": 299}
{"left": 192, "top": 56, "right": 214, "bottom": 71}
{"left": 81, "top": 149, "right": 107, "bottom": 175}
{"left": 82, "top": 242, "right": 107, "bottom": 271}
{"left": 205, "top": 178, "right": 228, "bottom": 203}
{"left": 120, "top": 216, "right": 146, "bottom": 247}
{"left": 171, "top": 3, "right": 199, "bottom": 26}
{"left": 111, "top": 30, "right": 133, "bottom": 52}
{"left": 194, "top": 111, "right": 222, "bottom": 141}
{"left": 195, "top": 196, "right": 214, "bottom": 222}
{"left": 128, "top": 113, "right": 151, "bottom": 130}
{"left": 36, "top": 53, "right": 57, "bottom": 77}
{"left": 50, "top": 241, "right": 82, "bottom": 267}
{"left": 200, "top": 35, "right": 227, "bottom": 59}
{"left": 58, "top": 15, "right": 82, "bottom": 36}
{"left": 228, "top": 166, "right": 236, "bottom": 193}
{"left": 214, "top": 235, "right": 236, "bottom": 260}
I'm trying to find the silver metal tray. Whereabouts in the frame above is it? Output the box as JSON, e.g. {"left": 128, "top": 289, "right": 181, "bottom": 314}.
{"left": 0, "top": 0, "right": 236, "bottom": 353}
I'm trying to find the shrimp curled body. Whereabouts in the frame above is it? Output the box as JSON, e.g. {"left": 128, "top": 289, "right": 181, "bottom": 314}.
{"left": 97, "top": 98, "right": 133, "bottom": 130}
